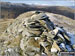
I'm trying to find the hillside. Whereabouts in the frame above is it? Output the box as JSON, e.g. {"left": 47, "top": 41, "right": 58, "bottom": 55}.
{"left": 0, "top": 19, "right": 14, "bottom": 36}
{"left": 0, "top": 2, "right": 75, "bottom": 19}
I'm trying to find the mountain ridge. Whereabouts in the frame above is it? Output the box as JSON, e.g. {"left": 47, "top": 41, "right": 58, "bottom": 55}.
{"left": 0, "top": 2, "right": 75, "bottom": 19}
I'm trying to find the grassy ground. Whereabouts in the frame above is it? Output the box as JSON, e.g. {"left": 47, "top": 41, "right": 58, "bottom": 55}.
{"left": 0, "top": 19, "right": 14, "bottom": 36}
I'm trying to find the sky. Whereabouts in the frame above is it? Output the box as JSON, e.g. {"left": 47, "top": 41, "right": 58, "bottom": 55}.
{"left": 1, "top": 0, "right": 75, "bottom": 6}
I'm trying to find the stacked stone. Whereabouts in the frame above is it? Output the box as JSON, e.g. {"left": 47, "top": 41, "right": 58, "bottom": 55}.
{"left": 0, "top": 11, "right": 74, "bottom": 56}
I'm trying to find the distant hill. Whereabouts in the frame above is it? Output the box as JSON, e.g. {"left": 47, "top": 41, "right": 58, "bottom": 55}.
{"left": 0, "top": 2, "right": 75, "bottom": 19}
{"left": 68, "top": 6, "right": 75, "bottom": 9}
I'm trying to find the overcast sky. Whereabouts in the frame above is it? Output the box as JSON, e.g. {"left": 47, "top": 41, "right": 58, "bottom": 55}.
{"left": 1, "top": 0, "right": 75, "bottom": 6}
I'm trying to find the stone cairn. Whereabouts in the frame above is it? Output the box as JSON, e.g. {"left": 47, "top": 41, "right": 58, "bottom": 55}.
{"left": 0, "top": 11, "right": 74, "bottom": 56}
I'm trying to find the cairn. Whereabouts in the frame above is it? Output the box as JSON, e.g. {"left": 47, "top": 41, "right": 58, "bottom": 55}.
{"left": 0, "top": 11, "right": 74, "bottom": 56}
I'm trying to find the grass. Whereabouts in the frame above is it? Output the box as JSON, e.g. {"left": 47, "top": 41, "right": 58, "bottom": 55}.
{"left": 0, "top": 19, "right": 14, "bottom": 36}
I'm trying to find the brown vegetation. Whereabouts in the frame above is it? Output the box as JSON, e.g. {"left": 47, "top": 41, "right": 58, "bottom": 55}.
{"left": 0, "top": 2, "right": 75, "bottom": 19}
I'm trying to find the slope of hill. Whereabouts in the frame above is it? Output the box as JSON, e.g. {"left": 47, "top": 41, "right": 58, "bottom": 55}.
{"left": 0, "top": 2, "right": 75, "bottom": 19}
{"left": 0, "top": 19, "right": 14, "bottom": 36}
